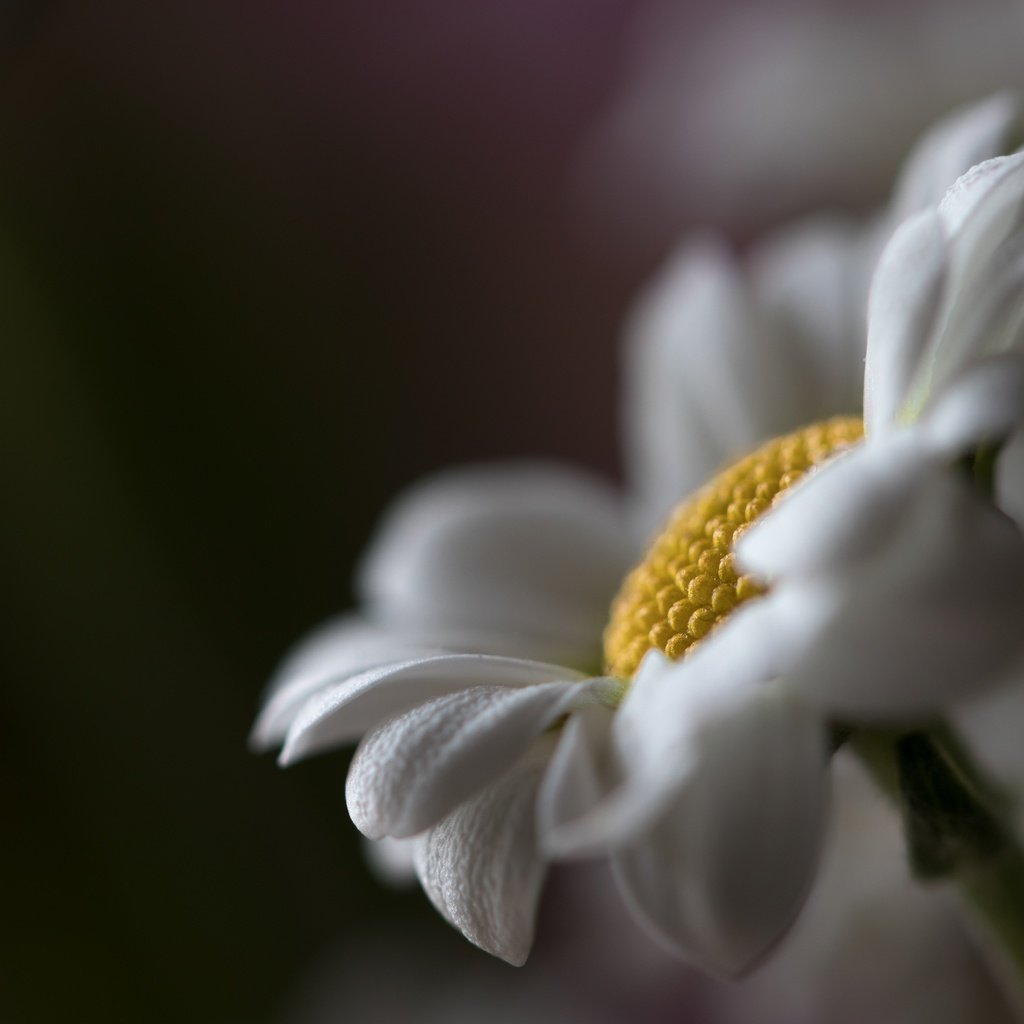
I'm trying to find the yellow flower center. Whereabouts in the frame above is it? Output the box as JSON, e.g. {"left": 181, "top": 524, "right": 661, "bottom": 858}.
{"left": 604, "top": 416, "right": 864, "bottom": 678}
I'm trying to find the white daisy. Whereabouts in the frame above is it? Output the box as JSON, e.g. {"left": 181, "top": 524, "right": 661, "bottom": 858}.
{"left": 254, "top": 99, "right": 1024, "bottom": 974}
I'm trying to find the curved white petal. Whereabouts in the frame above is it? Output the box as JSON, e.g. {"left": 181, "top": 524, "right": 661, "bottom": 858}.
{"left": 922, "top": 354, "right": 1024, "bottom": 456}
{"left": 623, "top": 238, "right": 749, "bottom": 529}
{"left": 939, "top": 151, "right": 1024, "bottom": 247}
{"left": 413, "top": 735, "right": 556, "bottom": 966}
{"left": 279, "top": 654, "right": 585, "bottom": 765}
{"left": 901, "top": 152, "right": 1024, "bottom": 415}
{"left": 737, "top": 435, "right": 930, "bottom": 579}
{"left": 865, "top": 211, "right": 949, "bottom": 434}
{"left": 922, "top": 234, "right": 1024, "bottom": 414}
{"left": 780, "top": 467, "right": 1024, "bottom": 717}
{"left": 357, "top": 463, "right": 631, "bottom": 665}
{"left": 720, "top": 752, "right": 1009, "bottom": 1024}
{"left": 891, "top": 93, "right": 1022, "bottom": 222}
{"left": 541, "top": 608, "right": 804, "bottom": 856}
{"left": 251, "top": 616, "right": 446, "bottom": 750}
{"left": 536, "top": 701, "right": 625, "bottom": 855}
{"left": 740, "top": 430, "right": 1024, "bottom": 718}
{"left": 346, "top": 681, "right": 589, "bottom": 839}
{"left": 611, "top": 680, "right": 828, "bottom": 977}
{"left": 624, "top": 236, "right": 849, "bottom": 533}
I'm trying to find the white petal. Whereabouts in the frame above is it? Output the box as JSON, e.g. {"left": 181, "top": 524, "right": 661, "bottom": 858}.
{"left": 536, "top": 702, "right": 619, "bottom": 854}
{"left": 737, "top": 435, "right": 930, "bottom": 578}
{"left": 939, "top": 151, "right": 1024, "bottom": 247}
{"left": 740, "top": 434, "right": 1024, "bottom": 717}
{"left": 251, "top": 616, "right": 445, "bottom": 750}
{"left": 279, "top": 654, "right": 584, "bottom": 765}
{"left": 922, "top": 354, "right": 1024, "bottom": 456}
{"left": 542, "top": 611, "right": 802, "bottom": 856}
{"left": 623, "top": 238, "right": 747, "bottom": 529}
{"left": 357, "top": 463, "right": 631, "bottom": 666}
{"left": 722, "top": 753, "right": 1005, "bottom": 1024}
{"left": 413, "top": 735, "right": 556, "bottom": 966}
{"left": 346, "top": 681, "right": 587, "bottom": 839}
{"left": 624, "top": 237, "right": 842, "bottom": 532}
{"left": 781, "top": 468, "right": 1024, "bottom": 717}
{"left": 903, "top": 152, "right": 1024, "bottom": 413}
{"left": 864, "top": 211, "right": 948, "bottom": 434}
{"left": 920, "top": 236, "right": 1024, "bottom": 420}
{"left": 611, "top": 680, "right": 828, "bottom": 976}
{"left": 891, "top": 94, "right": 1022, "bottom": 222}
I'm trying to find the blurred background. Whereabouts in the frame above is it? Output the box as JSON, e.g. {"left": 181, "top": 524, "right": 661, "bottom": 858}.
{"left": 3, "top": 1, "right": 1023, "bottom": 1021}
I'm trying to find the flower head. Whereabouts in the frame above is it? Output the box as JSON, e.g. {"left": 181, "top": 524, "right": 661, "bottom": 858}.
{"left": 254, "top": 97, "right": 1024, "bottom": 975}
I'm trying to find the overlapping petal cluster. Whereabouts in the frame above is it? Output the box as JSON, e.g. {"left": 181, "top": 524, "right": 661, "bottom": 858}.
{"left": 254, "top": 98, "right": 1024, "bottom": 972}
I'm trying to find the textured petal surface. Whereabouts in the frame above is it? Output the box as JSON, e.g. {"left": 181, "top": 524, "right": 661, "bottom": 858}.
{"left": 413, "top": 735, "right": 556, "bottom": 966}
{"left": 611, "top": 680, "right": 827, "bottom": 976}
{"left": 346, "top": 681, "right": 586, "bottom": 839}
{"left": 358, "top": 463, "right": 632, "bottom": 666}
{"left": 279, "top": 655, "right": 584, "bottom": 764}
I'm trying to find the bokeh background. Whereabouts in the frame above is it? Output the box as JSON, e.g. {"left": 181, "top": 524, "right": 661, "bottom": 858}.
{"left": 4, "top": 2, "right": 1022, "bottom": 1022}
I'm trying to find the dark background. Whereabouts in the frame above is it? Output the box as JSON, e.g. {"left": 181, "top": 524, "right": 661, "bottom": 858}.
{"left": 0, "top": 4, "right": 662, "bottom": 1021}
{"left": 0, "top": 2, "right": 971, "bottom": 1021}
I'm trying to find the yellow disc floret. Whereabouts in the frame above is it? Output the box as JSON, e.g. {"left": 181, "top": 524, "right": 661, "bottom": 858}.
{"left": 604, "top": 416, "right": 864, "bottom": 679}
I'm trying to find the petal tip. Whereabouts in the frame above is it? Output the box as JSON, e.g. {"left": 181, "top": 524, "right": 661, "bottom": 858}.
{"left": 276, "top": 740, "right": 301, "bottom": 767}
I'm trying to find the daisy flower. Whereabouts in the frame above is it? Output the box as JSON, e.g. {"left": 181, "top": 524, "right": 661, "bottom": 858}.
{"left": 254, "top": 98, "right": 1024, "bottom": 975}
